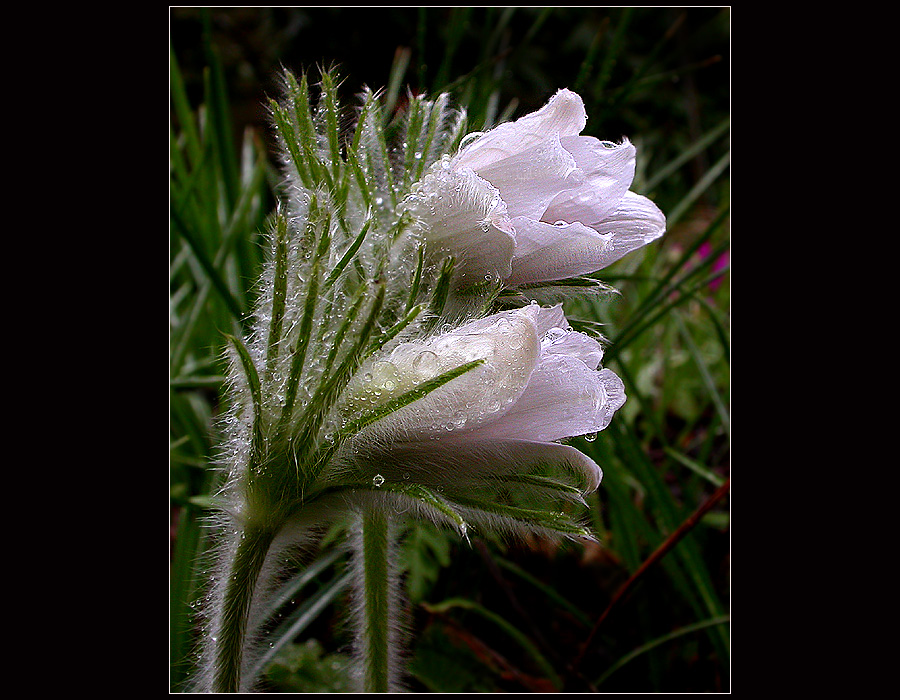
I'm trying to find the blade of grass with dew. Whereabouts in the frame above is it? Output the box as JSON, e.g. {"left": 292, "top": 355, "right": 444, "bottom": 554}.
{"left": 250, "top": 572, "right": 355, "bottom": 683}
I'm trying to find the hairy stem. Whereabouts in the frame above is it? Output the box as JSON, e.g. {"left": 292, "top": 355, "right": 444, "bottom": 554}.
{"left": 213, "top": 525, "right": 277, "bottom": 693}
{"left": 361, "top": 509, "right": 391, "bottom": 693}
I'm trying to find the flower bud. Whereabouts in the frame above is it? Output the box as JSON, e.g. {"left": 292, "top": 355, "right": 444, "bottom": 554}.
{"left": 338, "top": 304, "right": 624, "bottom": 497}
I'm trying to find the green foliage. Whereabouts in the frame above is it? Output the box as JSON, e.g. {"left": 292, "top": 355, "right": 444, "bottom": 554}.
{"left": 408, "top": 623, "right": 499, "bottom": 693}
{"left": 398, "top": 520, "right": 452, "bottom": 604}
{"left": 262, "top": 639, "right": 355, "bottom": 693}
{"left": 171, "top": 6, "right": 729, "bottom": 693}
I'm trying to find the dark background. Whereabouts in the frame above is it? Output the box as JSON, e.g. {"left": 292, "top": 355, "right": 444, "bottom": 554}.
{"left": 170, "top": 7, "right": 731, "bottom": 693}
{"left": 170, "top": 6, "right": 729, "bottom": 222}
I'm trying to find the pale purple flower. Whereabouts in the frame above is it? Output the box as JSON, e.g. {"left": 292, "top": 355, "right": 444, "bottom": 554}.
{"left": 336, "top": 303, "right": 624, "bottom": 506}
{"left": 407, "top": 89, "right": 665, "bottom": 288}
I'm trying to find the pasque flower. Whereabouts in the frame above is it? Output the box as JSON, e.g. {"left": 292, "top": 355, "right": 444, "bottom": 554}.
{"left": 332, "top": 302, "right": 625, "bottom": 533}
{"left": 191, "top": 68, "right": 659, "bottom": 694}
{"left": 406, "top": 88, "right": 665, "bottom": 288}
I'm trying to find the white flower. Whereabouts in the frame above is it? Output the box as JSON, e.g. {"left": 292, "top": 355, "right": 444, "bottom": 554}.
{"left": 335, "top": 304, "right": 625, "bottom": 509}
{"left": 407, "top": 89, "right": 665, "bottom": 287}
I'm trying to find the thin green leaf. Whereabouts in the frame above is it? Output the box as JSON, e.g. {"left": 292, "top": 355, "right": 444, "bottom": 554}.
{"left": 449, "top": 494, "right": 593, "bottom": 540}
{"left": 169, "top": 46, "right": 202, "bottom": 166}
{"left": 423, "top": 255, "right": 455, "bottom": 332}
{"left": 249, "top": 572, "right": 354, "bottom": 682}
{"left": 383, "top": 47, "right": 411, "bottom": 123}
{"left": 200, "top": 31, "right": 239, "bottom": 209}
{"left": 319, "top": 71, "right": 343, "bottom": 184}
{"left": 338, "top": 358, "right": 485, "bottom": 440}
{"left": 666, "top": 150, "right": 730, "bottom": 227}
{"left": 495, "top": 558, "right": 593, "bottom": 627}
{"left": 276, "top": 215, "right": 323, "bottom": 442}
{"left": 324, "top": 214, "right": 375, "bottom": 290}
{"left": 366, "top": 303, "right": 425, "bottom": 359}
{"left": 673, "top": 312, "right": 730, "bottom": 437}
{"left": 663, "top": 447, "right": 725, "bottom": 487}
{"left": 594, "top": 616, "right": 730, "bottom": 687}
{"left": 388, "top": 483, "right": 470, "bottom": 538}
{"left": 406, "top": 245, "right": 426, "bottom": 314}
{"left": 264, "top": 211, "right": 289, "bottom": 383}
{"left": 170, "top": 206, "right": 246, "bottom": 322}
{"left": 270, "top": 99, "right": 313, "bottom": 189}
{"left": 297, "top": 285, "right": 387, "bottom": 467}
{"left": 423, "top": 597, "right": 562, "bottom": 690}
{"left": 644, "top": 118, "right": 730, "bottom": 192}
{"left": 224, "top": 333, "right": 264, "bottom": 460}
{"left": 255, "top": 547, "right": 346, "bottom": 632}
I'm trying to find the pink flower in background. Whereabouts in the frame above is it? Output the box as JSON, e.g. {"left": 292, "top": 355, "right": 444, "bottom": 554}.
{"left": 698, "top": 241, "right": 729, "bottom": 291}
{"left": 410, "top": 88, "right": 666, "bottom": 287}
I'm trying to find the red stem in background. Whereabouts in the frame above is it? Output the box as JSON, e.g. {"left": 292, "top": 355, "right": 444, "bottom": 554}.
{"left": 569, "top": 478, "right": 730, "bottom": 678}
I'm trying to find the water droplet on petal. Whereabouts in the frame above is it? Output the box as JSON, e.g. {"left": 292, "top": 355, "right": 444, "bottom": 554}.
{"left": 412, "top": 350, "right": 439, "bottom": 378}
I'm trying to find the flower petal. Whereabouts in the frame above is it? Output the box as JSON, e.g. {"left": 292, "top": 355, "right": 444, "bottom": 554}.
{"left": 405, "top": 164, "right": 516, "bottom": 283}
{"left": 587, "top": 191, "right": 666, "bottom": 266}
{"left": 506, "top": 191, "right": 665, "bottom": 286}
{"left": 533, "top": 303, "right": 569, "bottom": 336}
{"left": 506, "top": 217, "right": 613, "bottom": 285}
{"left": 470, "top": 133, "right": 583, "bottom": 220}
{"left": 465, "top": 352, "right": 625, "bottom": 443}
{"left": 542, "top": 137, "right": 636, "bottom": 226}
{"left": 453, "top": 89, "right": 588, "bottom": 171}
{"left": 595, "top": 368, "right": 626, "bottom": 431}
{"left": 356, "top": 437, "right": 603, "bottom": 495}
{"left": 350, "top": 306, "right": 541, "bottom": 441}
{"left": 541, "top": 327, "right": 604, "bottom": 370}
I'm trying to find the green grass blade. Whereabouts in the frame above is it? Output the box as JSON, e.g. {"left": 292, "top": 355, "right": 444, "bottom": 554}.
{"left": 594, "top": 615, "right": 730, "bottom": 688}
{"left": 673, "top": 311, "right": 730, "bottom": 436}
{"left": 423, "top": 597, "right": 562, "bottom": 690}
{"left": 644, "top": 118, "right": 730, "bottom": 192}
{"left": 249, "top": 572, "right": 354, "bottom": 682}
{"left": 171, "top": 206, "right": 246, "bottom": 322}
{"left": 662, "top": 447, "right": 725, "bottom": 487}
{"left": 666, "top": 150, "right": 730, "bottom": 227}
{"left": 495, "top": 558, "right": 593, "bottom": 627}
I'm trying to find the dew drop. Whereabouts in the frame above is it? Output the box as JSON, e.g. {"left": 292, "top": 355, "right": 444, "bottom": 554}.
{"left": 412, "top": 350, "right": 439, "bottom": 378}
{"left": 372, "top": 474, "right": 385, "bottom": 487}
{"left": 450, "top": 411, "right": 467, "bottom": 429}
{"left": 583, "top": 432, "right": 598, "bottom": 442}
